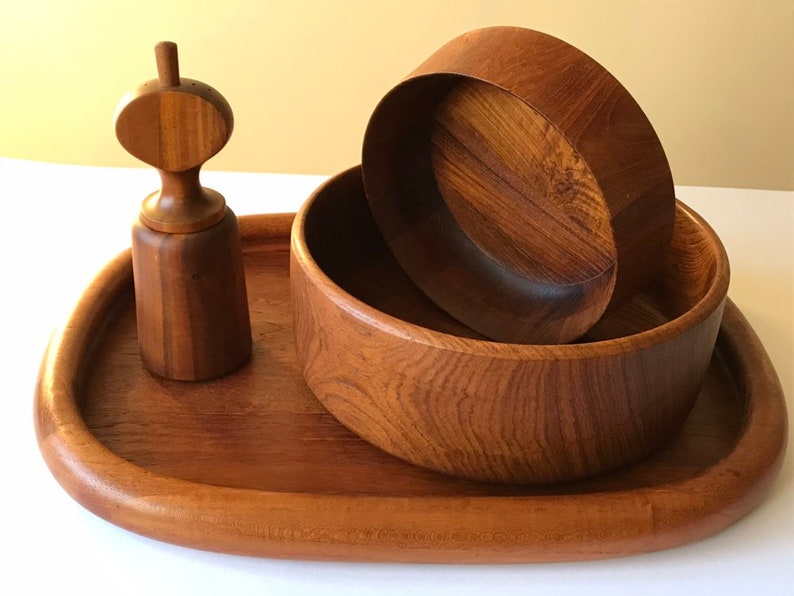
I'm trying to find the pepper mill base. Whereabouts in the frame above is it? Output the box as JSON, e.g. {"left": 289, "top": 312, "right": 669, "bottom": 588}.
{"left": 132, "top": 208, "right": 252, "bottom": 381}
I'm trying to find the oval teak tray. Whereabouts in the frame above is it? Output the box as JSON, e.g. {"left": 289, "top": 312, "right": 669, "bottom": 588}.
{"left": 34, "top": 213, "right": 787, "bottom": 563}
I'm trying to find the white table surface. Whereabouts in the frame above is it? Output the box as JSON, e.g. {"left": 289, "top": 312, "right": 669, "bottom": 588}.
{"left": 2, "top": 157, "right": 791, "bottom": 595}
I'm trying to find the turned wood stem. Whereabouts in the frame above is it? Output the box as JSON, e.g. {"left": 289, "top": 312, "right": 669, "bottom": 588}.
{"left": 137, "top": 167, "right": 226, "bottom": 234}
{"left": 155, "top": 41, "right": 180, "bottom": 87}
{"left": 158, "top": 166, "right": 203, "bottom": 203}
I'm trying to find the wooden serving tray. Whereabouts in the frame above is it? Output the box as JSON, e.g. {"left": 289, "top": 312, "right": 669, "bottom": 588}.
{"left": 35, "top": 213, "right": 787, "bottom": 563}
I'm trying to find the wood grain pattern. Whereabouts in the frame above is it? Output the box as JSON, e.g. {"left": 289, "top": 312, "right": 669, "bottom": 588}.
{"left": 115, "top": 42, "right": 233, "bottom": 177}
{"left": 432, "top": 79, "right": 614, "bottom": 284}
{"left": 131, "top": 210, "right": 251, "bottom": 380}
{"left": 362, "top": 26, "right": 675, "bottom": 344}
{"left": 116, "top": 42, "right": 250, "bottom": 380}
{"left": 34, "top": 212, "right": 787, "bottom": 563}
{"left": 115, "top": 41, "right": 234, "bottom": 233}
{"left": 292, "top": 167, "right": 729, "bottom": 484}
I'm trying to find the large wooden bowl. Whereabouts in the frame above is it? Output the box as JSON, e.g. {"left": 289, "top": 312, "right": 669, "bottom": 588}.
{"left": 291, "top": 167, "right": 729, "bottom": 485}
{"left": 361, "top": 26, "right": 675, "bottom": 344}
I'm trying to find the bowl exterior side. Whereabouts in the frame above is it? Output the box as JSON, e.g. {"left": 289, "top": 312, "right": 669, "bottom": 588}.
{"left": 291, "top": 227, "right": 726, "bottom": 485}
{"left": 291, "top": 164, "right": 728, "bottom": 484}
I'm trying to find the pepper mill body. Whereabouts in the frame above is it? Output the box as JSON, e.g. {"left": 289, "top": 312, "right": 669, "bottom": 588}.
{"left": 132, "top": 207, "right": 251, "bottom": 381}
{"left": 116, "top": 41, "right": 252, "bottom": 381}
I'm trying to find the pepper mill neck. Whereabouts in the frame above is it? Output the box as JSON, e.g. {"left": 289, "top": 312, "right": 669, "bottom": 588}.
{"left": 114, "top": 41, "right": 234, "bottom": 233}
{"left": 140, "top": 167, "right": 227, "bottom": 233}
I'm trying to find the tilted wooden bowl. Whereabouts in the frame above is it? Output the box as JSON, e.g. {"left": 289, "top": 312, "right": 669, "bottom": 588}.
{"left": 291, "top": 167, "right": 729, "bottom": 485}
{"left": 361, "top": 26, "right": 675, "bottom": 344}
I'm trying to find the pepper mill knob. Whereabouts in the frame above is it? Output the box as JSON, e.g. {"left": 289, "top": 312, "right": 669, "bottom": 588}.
{"left": 115, "top": 41, "right": 233, "bottom": 233}
{"left": 115, "top": 41, "right": 251, "bottom": 381}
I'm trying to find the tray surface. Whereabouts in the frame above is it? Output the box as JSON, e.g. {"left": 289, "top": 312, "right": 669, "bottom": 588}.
{"left": 35, "top": 213, "right": 787, "bottom": 563}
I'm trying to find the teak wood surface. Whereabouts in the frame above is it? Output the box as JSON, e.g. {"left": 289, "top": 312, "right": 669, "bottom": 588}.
{"left": 362, "top": 27, "right": 675, "bottom": 344}
{"left": 432, "top": 79, "right": 615, "bottom": 286}
{"left": 35, "top": 213, "right": 787, "bottom": 563}
{"left": 292, "top": 168, "right": 728, "bottom": 485}
{"left": 116, "top": 42, "right": 251, "bottom": 381}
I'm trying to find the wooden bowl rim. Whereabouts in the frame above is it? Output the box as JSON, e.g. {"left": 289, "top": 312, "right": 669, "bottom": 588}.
{"left": 375, "top": 71, "right": 589, "bottom": 181}
{"left": 291, "top": 167, "right": 729, "bottom": 360}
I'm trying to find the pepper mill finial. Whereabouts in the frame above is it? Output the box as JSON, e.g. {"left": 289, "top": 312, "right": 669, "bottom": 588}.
{"left": 114, "top": 41, "right": 251, "bottom": 381}
{"left": 155, "top": 41, "right": 181, "bottom": 86}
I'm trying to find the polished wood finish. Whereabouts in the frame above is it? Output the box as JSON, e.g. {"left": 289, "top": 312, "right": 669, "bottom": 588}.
{"left": 131, "top": 213, "right": 250, "bottom": 380}
{"left": 115, "top": 41, "right": 234, "bottom": 233}
{"left": 115, "top": 42, "right": 250, "bottom": 380}
{"left": 35, "top": 213, "right": 786, "bottom": 563}
{"left": 292, "top": 167, "right": 728, "bottom": 484}
{"left": 362, "top": 26, "right": 675, "bottom": 344}
{"left": 433, "top": 79, "right": 615, "bottom": 285}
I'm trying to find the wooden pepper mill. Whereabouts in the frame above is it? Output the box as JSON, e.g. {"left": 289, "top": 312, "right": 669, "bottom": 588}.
{"left": 114, "top": 41, "right": 251, "bottom": 381}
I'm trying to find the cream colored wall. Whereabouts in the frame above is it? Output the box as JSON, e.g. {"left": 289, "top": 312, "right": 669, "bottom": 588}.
{"left": 1, "top": 0, "right": 792, "bottom": 190}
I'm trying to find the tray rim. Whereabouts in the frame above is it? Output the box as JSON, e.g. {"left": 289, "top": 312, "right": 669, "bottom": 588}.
{"left": 34, "top": 212, "right": 788, "bottom": 564}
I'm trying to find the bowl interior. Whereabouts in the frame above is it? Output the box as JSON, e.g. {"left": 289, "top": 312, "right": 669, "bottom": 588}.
{"left": 362, "top": 74, "right": 620, "bottom": 344}
{"left": 303, "top": 167, "right": 721, "bottom": 345}
{"left": 430, "top": 78, "right": 616, "bottom": 286}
